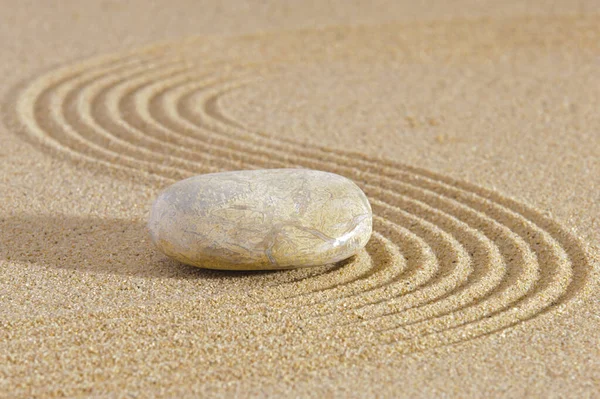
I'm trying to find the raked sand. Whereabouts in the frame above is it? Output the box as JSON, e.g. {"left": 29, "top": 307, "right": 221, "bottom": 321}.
{"left": 0, "top": 1, "right": 599, "bottom": 397}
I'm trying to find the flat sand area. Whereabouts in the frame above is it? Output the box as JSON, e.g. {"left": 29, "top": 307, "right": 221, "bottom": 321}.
{"left": 1, "top": 1, "right": 599, "bottom": 397}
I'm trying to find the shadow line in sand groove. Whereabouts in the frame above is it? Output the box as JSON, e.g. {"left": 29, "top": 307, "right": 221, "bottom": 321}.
{"left": 4, "top": 19, "right": 594, "bottom": 360}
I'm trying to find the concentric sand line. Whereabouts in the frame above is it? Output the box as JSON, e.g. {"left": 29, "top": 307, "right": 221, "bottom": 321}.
{"left": 5, "top": 23, "right": 593, "bottom": 359}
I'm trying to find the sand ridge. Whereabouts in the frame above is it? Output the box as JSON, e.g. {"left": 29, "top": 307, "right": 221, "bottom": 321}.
{"left": 1, "top": 6, "right": 599, "bottom": 398}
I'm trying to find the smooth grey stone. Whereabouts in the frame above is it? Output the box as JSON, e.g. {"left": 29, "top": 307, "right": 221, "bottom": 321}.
{"left": 148, "top": 169, "right": 372, "bottom": 270}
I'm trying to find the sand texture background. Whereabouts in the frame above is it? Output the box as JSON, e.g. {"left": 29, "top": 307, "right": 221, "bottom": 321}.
{"left": 1, "top": 1, "right": 599, "bottom": 397}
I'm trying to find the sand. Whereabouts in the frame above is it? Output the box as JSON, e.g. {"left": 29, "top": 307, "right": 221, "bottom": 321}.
{"left": 1, "top": 0, "right": 599, "bottom": 397}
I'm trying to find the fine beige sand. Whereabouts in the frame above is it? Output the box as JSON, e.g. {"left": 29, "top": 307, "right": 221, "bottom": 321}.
{"left": 1, "top": 1, "right": 599, "bottom": 397}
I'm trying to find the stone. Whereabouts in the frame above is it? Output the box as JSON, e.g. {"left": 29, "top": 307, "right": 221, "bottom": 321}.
{"left": 148, "top": 169, "right": 373, "bottom": 270}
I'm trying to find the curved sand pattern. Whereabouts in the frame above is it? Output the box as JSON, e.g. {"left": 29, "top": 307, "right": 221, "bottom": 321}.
{"left": 3, "top": 14, "right": 598, "bottom": 396}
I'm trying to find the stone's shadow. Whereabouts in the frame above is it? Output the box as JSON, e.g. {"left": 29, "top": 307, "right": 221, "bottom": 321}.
{"left": 0, "top": 214, "right": 312, "bottom": 280}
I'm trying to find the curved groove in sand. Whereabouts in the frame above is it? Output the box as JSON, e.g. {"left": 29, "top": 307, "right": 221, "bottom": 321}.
{"left": 59, "top": 60, "right": 430, "bottom": 301}
{"left": 7, "top": 30, "right": 592, "bottom": 356}
{"left": 14, "top": 56, "right": 170, "bottom": 181}
{"left": 192, "top": 84, "right": 578, "bottom": 341}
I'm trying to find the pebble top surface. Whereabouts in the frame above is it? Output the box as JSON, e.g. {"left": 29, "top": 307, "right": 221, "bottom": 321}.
{"left": 148, "top": 169, "right": 373, "bottom": 270}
